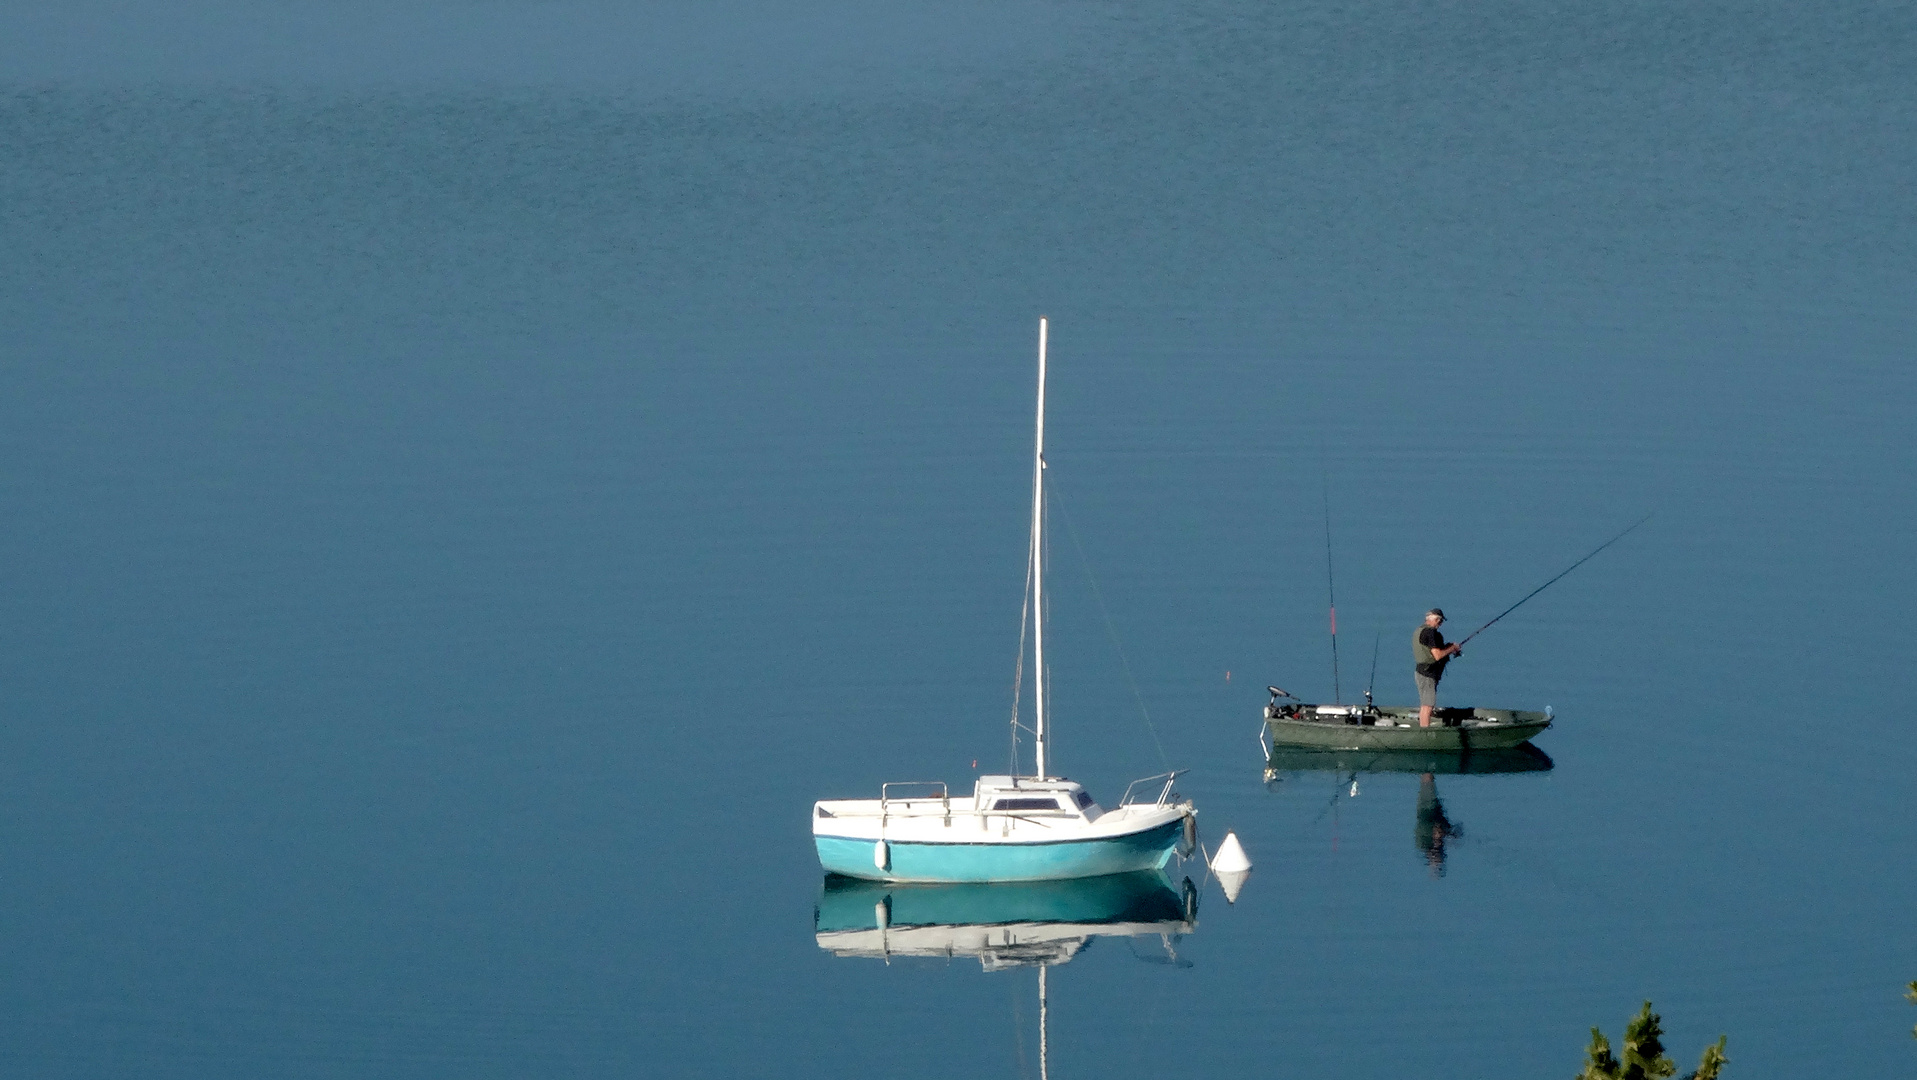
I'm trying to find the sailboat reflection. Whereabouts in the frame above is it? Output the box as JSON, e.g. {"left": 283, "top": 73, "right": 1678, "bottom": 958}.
{"left": 815, "top": 870, "right": 1198, "bottom": 1078}
{"left": 815, "top": 869, "right": 1199, "bottom": 968}
{"left": 1265, "top": 744, "right": 1552, "bottom": 876}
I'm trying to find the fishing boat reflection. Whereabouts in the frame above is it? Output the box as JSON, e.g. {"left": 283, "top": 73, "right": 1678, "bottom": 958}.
{"left": 814, "top": 869, "right": 1199, "bottom": 968}
{"left": 1264, "top": 743, "right": 1554, "bottom": 778}
{"left": 1414, "top": 772, "right": 1460, "bottom": 873}
{"left": 1265, "top": 744, "right": 1552, "bottom": 876}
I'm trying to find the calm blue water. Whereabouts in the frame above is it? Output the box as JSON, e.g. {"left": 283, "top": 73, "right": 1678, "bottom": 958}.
{"left": 3, "top": 2, "right": 1914, "bottom": 1076}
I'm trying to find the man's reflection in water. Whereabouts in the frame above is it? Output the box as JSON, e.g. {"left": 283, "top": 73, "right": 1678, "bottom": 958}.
{"left": 1414, "top": 773, "right": 1462, "bottom": 876}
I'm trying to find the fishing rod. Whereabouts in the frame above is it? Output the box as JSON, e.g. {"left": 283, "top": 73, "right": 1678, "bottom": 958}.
{"left": 1364, "top": 631, "right": 1381, "bottom": 710}
{"left": 1322, "top": 466, "right": 1341, "bottom": 703}
{"left": 1456, "top": 512, "right": 1654, "bottom": 647}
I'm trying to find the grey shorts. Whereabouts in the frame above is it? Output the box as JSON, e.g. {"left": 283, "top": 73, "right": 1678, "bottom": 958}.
{"left": 1415, "top": 672, "right": 1439, "bottom": 708}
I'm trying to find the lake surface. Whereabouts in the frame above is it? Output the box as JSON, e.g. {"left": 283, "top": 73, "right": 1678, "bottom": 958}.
{"left": 3, "top": 2, "right": 1914, "bottom": 1076}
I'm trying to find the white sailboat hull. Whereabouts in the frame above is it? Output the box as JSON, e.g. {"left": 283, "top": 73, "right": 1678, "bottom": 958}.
{"left": 814, "top": 797, "right": 1190, "bottom": 883}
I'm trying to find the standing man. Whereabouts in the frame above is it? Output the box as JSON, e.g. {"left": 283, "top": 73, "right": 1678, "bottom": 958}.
{"left": 1413, "top": 608, "right": 1462, "bottom": 728}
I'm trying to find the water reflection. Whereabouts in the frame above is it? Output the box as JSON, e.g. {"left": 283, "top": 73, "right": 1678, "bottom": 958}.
{"left": 816, "top": 871, "right": 1199, "bottom": 1077}
{"left": 1414, "top": 773, "right": 1461, "bottom": 874}
{"left": 1264, "top": 744, "right": 1554, "bottom": 777}
{"left": 814, "top": 869, "right": 1198, "bottom": 968}
{"left": 1266, "top": 745, "right": 1553, "bottom": 876}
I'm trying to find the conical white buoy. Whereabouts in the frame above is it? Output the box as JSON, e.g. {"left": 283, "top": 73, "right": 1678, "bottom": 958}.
{"left": 1212, "top": 831, "right": 1251, "bottom": 872}
{"left": 1218, "top": 870, "right": 1250, "bottom": 904}
{"left": 1212, "top": 830, "right": 1252, "bottom": 904}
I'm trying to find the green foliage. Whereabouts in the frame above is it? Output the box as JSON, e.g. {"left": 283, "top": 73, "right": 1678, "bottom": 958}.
{"left": 1907, "top": 980, "right": 1916, "bottom": 1038}
{"left": 1692, "top": 1036, "right": 1728, "bottom": 1080}
{"left": 1577, "top": 1029, "right": 1621, "bottom": 1080}
{"left": 1576, "top": 1002, "right": 1727, "bottom": 1080}
{"left": 1620, "top": 1001, "right": 1677, "bottom": 1079}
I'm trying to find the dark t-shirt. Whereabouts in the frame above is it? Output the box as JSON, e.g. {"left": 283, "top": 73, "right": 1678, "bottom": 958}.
{"left": 1415, "top": 625, "right": 1450, "bottom": 678}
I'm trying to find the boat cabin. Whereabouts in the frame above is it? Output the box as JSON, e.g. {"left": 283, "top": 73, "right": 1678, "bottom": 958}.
{"left": 970, "top": 775, "right": 1102, "bottom": 821}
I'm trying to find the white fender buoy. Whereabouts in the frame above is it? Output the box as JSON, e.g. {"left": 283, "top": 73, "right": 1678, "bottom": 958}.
{"left": 1212, "top": 830, "right": 1251, "bottom": 872}
{"left": 1211, "top": 830, "right": 1252, "bottom": 904}
{"left": 1218, "top": 869, "right": 1251, "bottom": 904}
{"left": 874, "top": 839, "right": 890, "bottom": 871}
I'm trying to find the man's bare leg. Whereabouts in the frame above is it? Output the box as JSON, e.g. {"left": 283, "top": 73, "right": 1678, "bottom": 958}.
{"left": 1419, "top": 705, "right": 1432, "bottom": 728}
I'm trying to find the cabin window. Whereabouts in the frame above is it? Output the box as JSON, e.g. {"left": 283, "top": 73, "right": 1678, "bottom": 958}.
{"left": 991, "top": 797, "right": 1061, "bottom": 812}
{"left": 1072, "top": 791, "right": 1094, "bottom": 810}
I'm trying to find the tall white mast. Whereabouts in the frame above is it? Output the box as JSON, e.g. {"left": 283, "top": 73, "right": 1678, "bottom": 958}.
{"left": 1031, "top": 318, "right": 1048, "bottom": 780}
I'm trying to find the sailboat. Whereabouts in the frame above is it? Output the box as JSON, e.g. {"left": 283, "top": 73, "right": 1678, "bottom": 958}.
{"left": 811, "top": 319, "right": 1197, "bottom": 883}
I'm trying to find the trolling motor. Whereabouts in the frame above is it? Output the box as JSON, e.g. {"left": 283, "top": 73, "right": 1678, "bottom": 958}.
{"left": 1265, "top": 685, "right": 1301, "bottom": 720}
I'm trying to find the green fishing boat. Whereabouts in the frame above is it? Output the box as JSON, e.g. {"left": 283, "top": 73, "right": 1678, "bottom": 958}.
{"left": 1262, "top": 686, "right": 1551, "bottom": 752}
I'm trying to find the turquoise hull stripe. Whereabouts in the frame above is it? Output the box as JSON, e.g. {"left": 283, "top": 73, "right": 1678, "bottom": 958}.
{"left": 816, "top": 818, "right": 1183, "bottom": 882}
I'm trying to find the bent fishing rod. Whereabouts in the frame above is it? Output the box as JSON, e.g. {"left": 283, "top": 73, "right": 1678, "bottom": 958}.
{"left": 1456, "top": 512, "right": 1655, "bottom": 647}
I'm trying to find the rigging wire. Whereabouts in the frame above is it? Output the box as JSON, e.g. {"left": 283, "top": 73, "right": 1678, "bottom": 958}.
{"left": 1008, "top": 506, "right": 1036, "bottom": 778}
{"left": 1050, "top": 483, "right": 1172, "bottom": 771}
{"left": 1041, "top": 482, "right": 1052, "bottom": 766}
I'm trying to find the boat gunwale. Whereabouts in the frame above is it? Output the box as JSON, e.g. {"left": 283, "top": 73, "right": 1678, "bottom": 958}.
{"left": 813, "top": 803, "right": 1188, "bottom": 847}
{"left": 1262, "top": 704, "right": 1552, "bottom": 751}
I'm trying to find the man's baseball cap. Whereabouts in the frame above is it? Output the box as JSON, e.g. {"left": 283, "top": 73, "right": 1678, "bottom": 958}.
{"left": 1427, "top": 608, "right": 1445, "bottom": 618}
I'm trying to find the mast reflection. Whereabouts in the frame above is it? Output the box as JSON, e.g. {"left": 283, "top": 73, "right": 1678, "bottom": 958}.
{"left": 814, "top": 870, "right": 1199, "bottom": 1079}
